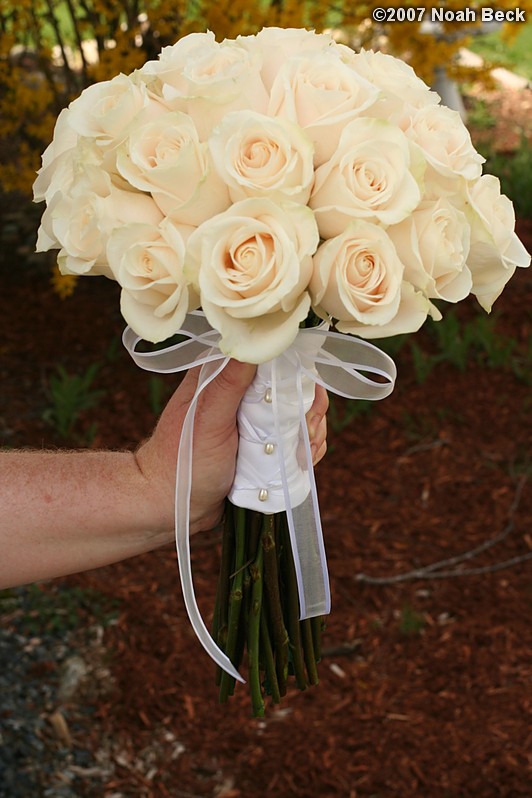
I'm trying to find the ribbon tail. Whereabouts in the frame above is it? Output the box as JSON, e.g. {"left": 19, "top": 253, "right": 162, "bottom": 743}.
{"left": 176, "top": 356, "right": 245, "bottom": 684}
{"left": 294, "top": 365, "right": 330, "bottom": 619}
{"left": 271, "top": 361, "right": 330, "bottom": 620}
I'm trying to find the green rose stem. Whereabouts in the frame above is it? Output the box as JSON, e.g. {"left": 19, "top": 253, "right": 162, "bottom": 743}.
{"left": 260, "top": 602, "right": 281, "bottom": 704}
{"left": 279, "top": 515, "right": 308, "bottom": 691}
{"left": 213, "top": 503, "right": 235, "bottom": 686}
{"left": 311, "top": 616, "right": 324, "bottom": 663}
{"left": 214, "top": 504, "right": 323, "bottom": 712}
{"left": 218, "top": 505, "right": 246, "bottom": 703}
{"left": 301, "top": 619, "right": 319, "bottom": 686}
{"left": 247, "top": 534, "right": 265, "bottom": 717}
{"left": 262, "top": 513, "right": 289, "bottom": 695}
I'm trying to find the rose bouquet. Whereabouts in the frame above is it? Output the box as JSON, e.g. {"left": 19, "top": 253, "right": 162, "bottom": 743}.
{"left": 34, "top": 27, "right": 529, "bottom": 715}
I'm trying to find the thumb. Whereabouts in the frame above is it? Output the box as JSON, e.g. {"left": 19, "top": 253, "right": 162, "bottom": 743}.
{"left": 197, "top": 359, "right": 257, "bottom": 432}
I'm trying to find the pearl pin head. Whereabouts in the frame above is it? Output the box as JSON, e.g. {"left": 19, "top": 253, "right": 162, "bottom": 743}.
{"left": 258, "top": 488, "right": 269, "bottom": 502}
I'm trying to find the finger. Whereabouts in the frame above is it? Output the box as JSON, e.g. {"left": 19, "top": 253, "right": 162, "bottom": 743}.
{"left": 310, "top": 414, "right": 327, "bottom": 454}
{"left": 312, "top": 439, "right": 327, "bottom": 466}
{"left": 312, "top": 384, "right": 329, "bottom": 418}
{"left": 306, "top": 385, "right": 329, "bottom": 440}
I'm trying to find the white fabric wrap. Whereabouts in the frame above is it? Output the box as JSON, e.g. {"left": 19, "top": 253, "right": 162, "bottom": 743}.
{"left": 122, "top": 312, "right": 397, "bottom": 682}
{"left": 229, "top": 329, "right": 325, "bottom": 513}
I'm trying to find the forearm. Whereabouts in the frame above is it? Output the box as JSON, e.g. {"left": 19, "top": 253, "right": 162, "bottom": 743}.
{"left": 0, "top": 450, "right": 174, "bottom": 588}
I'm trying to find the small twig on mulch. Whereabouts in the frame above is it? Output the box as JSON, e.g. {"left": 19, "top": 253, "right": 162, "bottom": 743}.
{"left": 355, "top": 475, "right": 531, "bottom": 585}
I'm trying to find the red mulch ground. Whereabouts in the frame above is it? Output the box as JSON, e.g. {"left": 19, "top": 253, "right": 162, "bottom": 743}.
{"left": 1, "top": 91, "right": 531, "bottom": 798}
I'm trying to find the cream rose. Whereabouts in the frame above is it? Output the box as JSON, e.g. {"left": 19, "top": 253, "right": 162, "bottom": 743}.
{"left": 348, "top": 48, "right": 439, "bottom": 120}
{"left": 310, "top": 221, "right": 404, "bottom": 328}
{"left": 388, "top": 199, "right": 472, "bottom": 303}
{"left": 36, "top": 167, "right": 163, "bottom": 277}
{"left": 310, "top": 117, "right": 424, "bottom": 239}
{"left": 142, "top": 31, "right": 269, "bottom": 139}
{"left": 246, "top": 27, "right": 339, "bottom": 91}
{"left": 116, "top": 111, "right": 230, "bottom": 225}
{"left": 208, "top": 111, "right": 314, "bottom": 204}
{"left": 106, "top": 219, "right": 198, "bottom": 343}
{"left": 33, "top": 108, "right": 80, "bottom": 203}
{"left": 186, "top": 198, "right": 319, "bottom": 363}
{"left": 267, "top": 54, "right": 379, "bottom": 166}
{"left": 466, "top": 175, "right": 530, "bottom": 311}
{"left": 310, "top": 221, "right": 439, "bottom": 338}
{"left": 34, "top": 134, "right": 105, "bottom": 213}
{"left": 66, "top": 73, "right": 152, "bottom": 147}
{"left": 405, "top": 104, "right": 484, "bottom": 181}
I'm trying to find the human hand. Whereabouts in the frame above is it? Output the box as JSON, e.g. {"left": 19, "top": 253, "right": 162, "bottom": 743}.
{"left": 136, "top": 360, "right": 329, "bottom": 537}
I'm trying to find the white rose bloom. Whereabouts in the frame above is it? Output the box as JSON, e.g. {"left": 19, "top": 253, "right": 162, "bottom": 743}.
{"left": 39, "top": 108, "right": 78, "bottom": 169}
{"left": 66, "top": 73, "right": 152, "bottom": 147}
{"left": 116, "top": 111, "right": 230, "bottom": 225}
{"left": 349, "top": 48, "right": 439, "bottom": 120}
{"left": 268, "top": 54, "right": 379, "bottom": 166}
{"left": 34, "top": 136, "right": 107, "bottom": 211}
{"left": 310, "top": 221, "right": 404, "bottom": 327}
{"left": 33, "top": 108, "right": 79, "bottom": 202}
{"left": 388, "top": 199, "right": 472, "bottom": 303}
{"left": 310, "top": 117, "right": 424, "bottom": 238}
{"left": 107, "top": 219, "right": 198, "bottom": 343}
{"left": 405, "top": 104, "right": 484, "bottom": 181}
{"left": 37, "top": 166, "right": 163, "bottom": 277}
{"left": 35, "top": 148, "right": 76, "bottom": 208}
{"left": 244, "top": 27, "right": 339, "bottom": 91}
{"left": 142, "top": 31, "right": 269, "bottom": 139}
{"left": 186, "top": 198, "right": 319, "bottom": 363}
{"left": 208, "top": 111, "right": 314, "bottom": 204}
{"left": 466, "top": 175, "right": 530, "bottom": 311}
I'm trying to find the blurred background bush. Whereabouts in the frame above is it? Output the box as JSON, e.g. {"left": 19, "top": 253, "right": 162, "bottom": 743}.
{"left": 1, "top": 0, "right": 531, "bottom": 197}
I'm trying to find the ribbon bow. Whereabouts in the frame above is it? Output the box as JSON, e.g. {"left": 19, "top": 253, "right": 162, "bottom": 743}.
{"left": 123, "top": 312, "right": 396, "bottom": 683}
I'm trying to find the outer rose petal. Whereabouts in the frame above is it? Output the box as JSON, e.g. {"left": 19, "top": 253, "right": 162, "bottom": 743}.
{"left": 33, "top": 108, "right": 78, "bottom": 202}
{"left": 203, "top": 292, "right": 311, "bottom": 363}
{"left": 466, "top": 175, "right": 530, "bottom": 310}
{"left": 337, "top": 282, "right": 440, "bottom": 339}
{"left": 467, "top": 243, "right": 517, "bottom": 312}
{"left": 120, "top": 288, "right": 189, "bottom": 343}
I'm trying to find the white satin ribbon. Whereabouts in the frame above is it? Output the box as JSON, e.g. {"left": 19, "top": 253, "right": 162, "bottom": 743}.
{"left": 123, "top": 311, "right": 396, "bottom": 682}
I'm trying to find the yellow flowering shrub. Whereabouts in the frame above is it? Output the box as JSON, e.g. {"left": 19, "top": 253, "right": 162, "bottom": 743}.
{"left": 50, "top": 264, "right": 78, "bottom": 299}
{"left": 1, "top": 0, "right": 530, "bottom": 198}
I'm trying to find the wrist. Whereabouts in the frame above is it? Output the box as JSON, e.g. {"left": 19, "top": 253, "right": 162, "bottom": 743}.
{"left": 132, "top": 443, "right": 176, "bottom": 545}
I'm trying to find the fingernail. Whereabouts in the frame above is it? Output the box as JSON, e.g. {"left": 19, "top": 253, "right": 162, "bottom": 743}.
{"left": 311, "top": 443, "right": 318, "bottom": 463}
